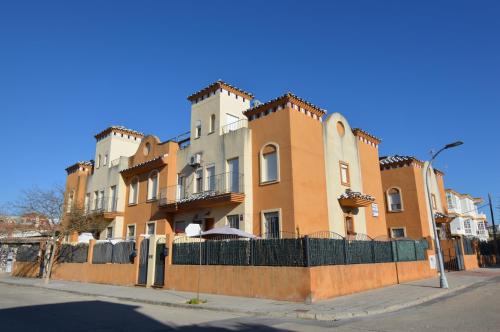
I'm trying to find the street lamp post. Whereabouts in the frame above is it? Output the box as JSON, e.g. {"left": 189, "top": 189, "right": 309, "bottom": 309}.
{"left": 425, "top": 141, "right": 463, "bottom": 289}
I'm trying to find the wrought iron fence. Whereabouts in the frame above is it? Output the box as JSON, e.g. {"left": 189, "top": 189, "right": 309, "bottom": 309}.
{"left": 159, "top": 172, "right": 244, "bottom": 206}
{"left": 172, "top": 232, "right": 429, "bottom": 267}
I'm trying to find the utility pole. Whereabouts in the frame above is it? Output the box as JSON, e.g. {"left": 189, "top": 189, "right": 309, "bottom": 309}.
{"left": 488, "top": 193, "right": 499, "bottom": 259}
{"left": 488, "top": 194, "right": 497, "bottom": 239}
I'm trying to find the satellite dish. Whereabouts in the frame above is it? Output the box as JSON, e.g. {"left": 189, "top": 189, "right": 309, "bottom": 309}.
{"left": 251, "top": 99, "right": 262, "bottom": 108}
{"left": 185, "top": 223, "right": 202, "bottom": 237}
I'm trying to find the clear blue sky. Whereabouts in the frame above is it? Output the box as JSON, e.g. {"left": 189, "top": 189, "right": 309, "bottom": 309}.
{"left": 1, "top": 1, "right": 499, "bottom": 216}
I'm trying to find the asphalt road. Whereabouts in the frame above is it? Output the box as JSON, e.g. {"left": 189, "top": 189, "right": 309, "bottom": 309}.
{"left": 0, "top": 276, "right": 499, "bottom": 331}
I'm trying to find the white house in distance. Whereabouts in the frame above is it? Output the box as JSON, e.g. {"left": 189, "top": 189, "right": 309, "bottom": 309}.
{"left": 445, "top": 189, "right": 488, "bottom": 241}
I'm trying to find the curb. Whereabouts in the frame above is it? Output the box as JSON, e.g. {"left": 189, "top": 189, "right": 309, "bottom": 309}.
{"left": 0, "top": 278, "right": 472, "bottom": 322}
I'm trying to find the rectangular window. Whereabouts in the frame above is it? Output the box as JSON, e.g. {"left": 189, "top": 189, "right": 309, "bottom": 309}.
{"left": 93, "top": 191, "right": 99, "bottom": 210}
{"left": 391, "top": 227, "right": 406, "bottom": 239}
{"left": 227, "top": 158, "right": 239, "bottom": 192}
{"left": 127, "top": 225, "right": 136, "bottom": 240}
{"left": 195, "top": 169, "right": 203, "bottom": 193}
{"left": 84, "top": 193, "right": 90, "bottom": 213}
{"left": 174, "top": 221, "right": 187, "bottom": 234}
{"left": 99, "top": 190, "right": 104, "bottom": 209}
{"left": 103, "top": 154, "right": 108, "bottom": 166}
{"left": 446, "top": 192, "right": 455, "bottom": 209}
{"left": 177, "top": 175, "right": 186, "bottom": 200}
{"left": 110, "top": 186, "right": 117, "bottom": 211}
{"left": 227, "top": 215, "right": 240, "bottom": 229}
{"left": 340, "top": 162, "right": 350, "bottom": 186}
{"left": 147, "top": 222, "right": 155, "bottom": 235}
{"left": 345, "top": 216, "right": 355, "bottom": 235}
{"left": 106, "top": 226, "right": 113, "bottom": 239}
{"left": 431, "top": 194, "right": 437, "bottom": 210}
{"left": 206, "top": 166, "right": 216, "bottom": 191}
{"left": 464, "top": 220, "right": 472, "bottom": 234}
{"left": 129, "top": 179, "right": 138, "bottom": 205}
{"left": 195, "top": 120, "right": 201, "bottom": 138}
{"left": 263, "top": 211, "right": 280, "bottom": 238}
{"left": 262, "top": 148, "right": 278, "bottom": 182}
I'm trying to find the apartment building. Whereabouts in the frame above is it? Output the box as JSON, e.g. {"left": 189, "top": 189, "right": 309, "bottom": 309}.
{"left": 64, "top": 80, "right": 389, "bottom": 241}
{"left": 445, "top": 189, "right": 488, "bottom": 241}
{"left": 63, "top": 126, "right": 144, "bottom": 240}
{"left": 379, "top": 155, "right": 447, "bottom": 241}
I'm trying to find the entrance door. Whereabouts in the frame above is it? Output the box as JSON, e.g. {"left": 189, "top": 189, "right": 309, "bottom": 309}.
{"left": 154, "top": 242, "right": 166, "bottom": 287}
{"left": 137, "top": 238, "right": 150, "bottom": 285}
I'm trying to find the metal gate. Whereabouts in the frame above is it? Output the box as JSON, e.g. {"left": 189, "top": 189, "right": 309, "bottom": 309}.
{"left": 154, "top": 239, "right": 166, "bottom": 287}
{"left": 455, "top": 239, "right": 465, "bottom": 270}
{"left": 442, "top": 238, "right": 465, "bottom": 271}
{"left": 137, "top": 238, "right": 150, "bottom": 285}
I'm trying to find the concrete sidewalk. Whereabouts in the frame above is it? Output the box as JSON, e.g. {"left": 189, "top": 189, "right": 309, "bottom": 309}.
{"left": 1, "top": 269, "right": 499, "bottom": 321}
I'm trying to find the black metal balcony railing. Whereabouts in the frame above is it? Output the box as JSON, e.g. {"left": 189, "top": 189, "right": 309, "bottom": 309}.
{"left": 159, "top": 172, "right": 244, "bottom": 206}
{"left": 86, "top": 197, "right": 120, "bottom": 214}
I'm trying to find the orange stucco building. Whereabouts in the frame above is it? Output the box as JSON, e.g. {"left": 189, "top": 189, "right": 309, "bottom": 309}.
{"left": 379, "top": 155, "right": 447, "bottom": 242}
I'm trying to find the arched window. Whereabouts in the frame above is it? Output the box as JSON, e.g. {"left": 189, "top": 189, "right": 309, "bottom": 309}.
{"left": 209, "top": 114, "right": 216, "bottom": 133}
{"left": 129, "top": 177, "right": 139, "bottom": 205}
{"left": 96, "top": 154, "right": 101, "bottom": 168}
{"left": 147, "top": 170, "right": 159, "bottom": 200}
{"left": 260, "top": 143, "right": 279, "bottom": 183}
{"left": 387, "top": 187, "right": 403, "bottom": 212}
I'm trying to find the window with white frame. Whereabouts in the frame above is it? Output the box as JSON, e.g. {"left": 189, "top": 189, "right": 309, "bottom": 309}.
{"left": 96, "top": 154, "right": 101, "bottom": 168}
{"left": 127, "top": 225, "right": 136, "bottom": 240}
{"left": 227, "top": 215, "right": 240, "bottom": 229}
{"left": 103, "top": 153, "right": 108, "bottom": 166}
{"left": 109, "top": 185, "right": 117, "bottom": 211}
{"left": 146, "top": 222, "right": 155, "bottom": 235}
{"left": 84, "top": 193, "right": 90, "bottom": 212}
{"left": 206, "top": 166, "right": 215, "bottom": 191}
{"left": 129, "top": 177, "right": 139, "bottom": 204}
{"left": 391, "top": 227, "right": 406, "bottom": 239}
{"left": 387, "top": 188, "right": 403, "bottom": 212}
{"left": 464, "top": 219, "right": 472, "bottom": 234}
{"left": 431, "top": 194, "right": 437, "bottom": 210}
{"left": 147, "top": 170, "right": 159, "bottom": 200}
{"left": 106, "top": 226, "right": 113, "bottom": 239}
{"left": 195, "top": 120, "right": 201, "bottom": 138}
{"left": 340, "top": 162, "right": 350, "bottom": 186}
{"left": 177, "top": 175, "right": 186, "bottom": 200}
{"left": 477, "top": 221, "right": 486, "bottom": 235}
{"left": 446, "top": 192, "right": 455, "bottom": 209}
{"left": 260, "top": 144, "right": 278, "bottom": 183}
{"left": 93, "top": 191, "right": 98, "bottom": 210}
{"left": 209, "top": 114, "right": 216, "bottom": 133}
{"left": 195, "top": 169, "right": 203, "bottom": 193}
{"left": 263, "top": 211, "right": 280, "bottom": 238}
{"left": 98, "top": 190, "right": 104, "bottom": 209}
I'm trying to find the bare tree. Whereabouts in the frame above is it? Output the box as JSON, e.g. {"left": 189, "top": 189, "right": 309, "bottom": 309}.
{"left": 13, "top": 185, "right": 108, "bottom": 283}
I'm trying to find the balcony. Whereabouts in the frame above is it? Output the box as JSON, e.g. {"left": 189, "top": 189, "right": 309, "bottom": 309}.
{"left": 86, "top": 197, "right": 123, "bottom": 220}
{"left": 338, "top": 190, "right": 375, "bottom": 208}
{"left": 159, "top": 172, "right": 245, "bottom": 212}
{"left": 221, "top": 119, "right": 248, "bottom": 135}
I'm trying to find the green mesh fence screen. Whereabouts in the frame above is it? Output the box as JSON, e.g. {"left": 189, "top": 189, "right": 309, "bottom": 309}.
{"left": 253, "top": 238, "right": 305, "bottom": 266}
{"left": 92, "top": 242, "right": 113, "bottom": 264}
{"left": 309, "top": 238, "right": 345, "bottom": 266}
{"left": 346, "top": 240, "right": 374, "bottom": 264}
{"left": 393, "top": 240, "right": 416, "bottom": 261}
{"left": 373, "top": 241, "right": 393, "bottom": 263}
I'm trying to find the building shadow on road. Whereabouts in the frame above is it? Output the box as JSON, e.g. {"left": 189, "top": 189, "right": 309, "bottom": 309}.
{"left": 0, "top": 300, "right": 286, "bottom": 331}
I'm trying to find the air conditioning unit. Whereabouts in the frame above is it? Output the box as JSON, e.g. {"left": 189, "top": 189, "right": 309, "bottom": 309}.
{"left": 189, "top": 153, "right": 201, "bottom": 166}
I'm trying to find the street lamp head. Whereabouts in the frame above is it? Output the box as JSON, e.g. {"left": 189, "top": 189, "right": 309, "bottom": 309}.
{"left": 444, "top": 141, "right": 463, "bottom": 149}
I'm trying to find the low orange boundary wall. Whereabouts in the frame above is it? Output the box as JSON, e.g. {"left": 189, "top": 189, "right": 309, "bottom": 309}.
{"left": 166, "top": 260, "right": 437, "bottom": 302}
{"left": 463, "top": 254, "right": 479, "bottom": 270}
{"left": 51, "top": 263, "right": 137, "bottom": 286}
